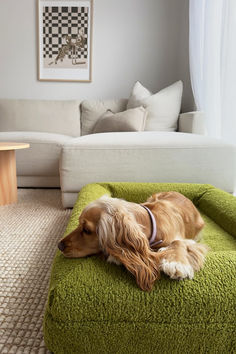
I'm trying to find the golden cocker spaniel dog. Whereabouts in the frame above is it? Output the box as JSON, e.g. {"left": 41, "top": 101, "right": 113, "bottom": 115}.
{"left": 58, "top": 192, "right": 208, "bottom": 291}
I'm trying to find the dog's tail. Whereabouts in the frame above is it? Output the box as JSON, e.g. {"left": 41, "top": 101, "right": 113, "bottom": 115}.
{"left": 186, "top": 241, "right": 209, "bottom": 272}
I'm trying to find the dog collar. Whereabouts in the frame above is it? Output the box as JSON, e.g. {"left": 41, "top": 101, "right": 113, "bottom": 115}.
{"left": 142, "top": 205, "right": 163, "bottom": 248}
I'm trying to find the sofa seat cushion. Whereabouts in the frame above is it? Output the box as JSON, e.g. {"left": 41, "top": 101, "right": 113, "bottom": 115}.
{"left": 62, "top": 130, "right": 234, "bottom": 149}
{"left": 0, "top": 131, "right": 71, "bottom": 176}
{"left": 60, "top": 132, "right": 236, "bottom": 201}
{"left": 44, "top": 182, "right": 236, "bottom": 354}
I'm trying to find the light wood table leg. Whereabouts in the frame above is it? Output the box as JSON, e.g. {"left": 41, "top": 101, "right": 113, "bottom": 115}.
{"left": 0, "top": 150, "right": 17, "bottom": 205}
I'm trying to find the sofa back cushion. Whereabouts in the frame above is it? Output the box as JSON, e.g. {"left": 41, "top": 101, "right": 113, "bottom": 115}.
{"left": 81, "top": 98, "right": 128, "bottom": 135}
{"left": 0, "top": 99, "right": 81, "bottom": 137}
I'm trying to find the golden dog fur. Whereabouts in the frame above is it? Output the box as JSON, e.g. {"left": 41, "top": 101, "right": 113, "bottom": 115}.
{"left": 58, "top": 192, "right": 208, "bottom": 291}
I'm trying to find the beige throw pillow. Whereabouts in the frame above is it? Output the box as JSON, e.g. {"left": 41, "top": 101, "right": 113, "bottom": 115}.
{"left": 127, "top": 80, "right": 183, "bottom": 131}
{"left": 93, "top": 106, "right": 147, "bottom": 133}
{"left": 81, "top": 99, "right": 128, "bottom": 135}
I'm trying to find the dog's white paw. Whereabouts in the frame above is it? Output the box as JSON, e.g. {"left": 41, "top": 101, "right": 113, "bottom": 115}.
{"left": 158, "top": 247, "right": 168, "bottom": 252}
{"left": 107, "top": 255, "right": 121, "bottom": 265}
{"left": 160, "top": 259, "right": 194, "bottom": 280}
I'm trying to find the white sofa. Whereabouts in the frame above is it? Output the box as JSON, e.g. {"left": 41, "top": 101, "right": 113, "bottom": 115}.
{"left": 0, "top": 98, "right": 235, "bottom": 208}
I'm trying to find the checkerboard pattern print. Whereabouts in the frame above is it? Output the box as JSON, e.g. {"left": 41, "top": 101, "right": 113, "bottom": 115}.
{"left": 43, "top": 6, "right": 88, "bottom": 60}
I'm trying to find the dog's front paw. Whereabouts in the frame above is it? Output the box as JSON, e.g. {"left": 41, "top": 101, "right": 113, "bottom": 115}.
{"left": 107, "top": 255, "right": 121, "bottom": 265}
{"left": 160, "top": 259, "right": 194, "bottom": 280}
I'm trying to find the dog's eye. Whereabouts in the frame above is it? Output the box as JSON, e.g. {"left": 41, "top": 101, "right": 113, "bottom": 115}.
{"left": 83, "top": 227, "right": 91, "bottom": 235}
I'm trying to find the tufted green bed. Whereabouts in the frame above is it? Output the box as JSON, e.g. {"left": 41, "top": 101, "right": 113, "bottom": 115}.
{"left": 44, "top": 183, "right": 236, "bottom": 354}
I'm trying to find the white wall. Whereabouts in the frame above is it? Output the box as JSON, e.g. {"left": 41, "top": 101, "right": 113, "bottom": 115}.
{"left": 0, "top": 0, "right": 194, "bottom": 111}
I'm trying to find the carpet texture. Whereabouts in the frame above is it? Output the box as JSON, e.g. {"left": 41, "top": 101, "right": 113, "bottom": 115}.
{"left": 0, "top": 189, "right": 71, "bottom": 354}
{"left": 44, "top": 183, "right": 236, "bottom": 354}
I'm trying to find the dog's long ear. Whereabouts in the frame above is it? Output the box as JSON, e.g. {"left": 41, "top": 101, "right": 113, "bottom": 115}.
{"left": 97, "top": 210, "right": 160, "bottom": 291}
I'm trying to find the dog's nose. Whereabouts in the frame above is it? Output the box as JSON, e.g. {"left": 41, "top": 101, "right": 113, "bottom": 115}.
{"left": 58, "top": 241, "right": 66, "bottom": 252}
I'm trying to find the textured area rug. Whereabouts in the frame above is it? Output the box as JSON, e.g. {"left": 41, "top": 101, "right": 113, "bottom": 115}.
{"left": 0, "top": 189, "right": 71, "bottom": 353}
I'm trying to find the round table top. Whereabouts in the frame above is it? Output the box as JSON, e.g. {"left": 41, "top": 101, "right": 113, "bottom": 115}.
{"left": 0, "top": 142, "right": 30, "bottom": 151}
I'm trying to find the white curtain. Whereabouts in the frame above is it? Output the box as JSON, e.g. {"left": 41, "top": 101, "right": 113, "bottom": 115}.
{"left": 189, "top": 0, "right": 236, "bottom": 144}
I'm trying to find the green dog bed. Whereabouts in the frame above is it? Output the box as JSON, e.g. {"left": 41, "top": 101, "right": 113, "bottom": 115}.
{"left": 44, "top": 183, "right": 236, "bottom": 354}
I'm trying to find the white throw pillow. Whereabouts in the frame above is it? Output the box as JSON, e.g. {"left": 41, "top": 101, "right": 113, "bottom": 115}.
{"left": 127, "top": 80, "right": 183, "bottom": 131}
{"left": 127, "top": 81, "right": 152, "bottom": 109}
{"left": 93, "top": 106, "right": 147, "bottom": 133}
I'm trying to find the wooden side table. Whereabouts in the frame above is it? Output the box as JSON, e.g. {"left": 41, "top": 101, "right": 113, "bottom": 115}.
{"left": 0, "top": 142, "right": 30, "bottom": 205}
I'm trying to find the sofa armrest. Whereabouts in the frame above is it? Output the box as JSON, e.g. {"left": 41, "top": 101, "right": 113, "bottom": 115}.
{"left": 178, "top": 111, "right": 206, "bottom": 135}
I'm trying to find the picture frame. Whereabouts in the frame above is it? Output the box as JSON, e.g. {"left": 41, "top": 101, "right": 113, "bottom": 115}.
{"left": 37, "top": 0, "right": 93, "bottom": 82}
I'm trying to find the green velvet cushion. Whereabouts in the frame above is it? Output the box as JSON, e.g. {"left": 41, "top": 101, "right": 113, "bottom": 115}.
{"left": 44, "top": 183, "right": 236, "bottom": 354}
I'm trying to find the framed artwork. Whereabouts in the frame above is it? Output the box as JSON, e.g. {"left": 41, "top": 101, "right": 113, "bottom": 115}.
{"left": 37, "top": 0, "right": 93, "bottom": 82}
